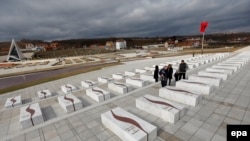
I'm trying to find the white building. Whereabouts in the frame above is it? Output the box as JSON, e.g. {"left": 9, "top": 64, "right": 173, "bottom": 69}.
{"left": 115, "top": 39, "right": 126, "bottom": 50}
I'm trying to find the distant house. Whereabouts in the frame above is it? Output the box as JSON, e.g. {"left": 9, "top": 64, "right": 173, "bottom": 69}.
{"left": 115, "top": 39, "right": 126, "bottom": 50}
{"left": 105, "top": 41, "right": 115, "bottom": 48}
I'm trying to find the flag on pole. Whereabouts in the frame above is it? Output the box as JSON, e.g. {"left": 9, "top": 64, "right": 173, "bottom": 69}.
{"left": 200, "top": 21, "right": 208, "bottom": 33}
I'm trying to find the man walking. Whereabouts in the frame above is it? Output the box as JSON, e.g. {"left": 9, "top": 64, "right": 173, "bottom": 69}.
{"left": 178, "top": 60, "right": 188, "bottom": 80}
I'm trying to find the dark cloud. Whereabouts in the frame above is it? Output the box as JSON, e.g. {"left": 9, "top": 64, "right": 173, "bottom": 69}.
{"left": 0, "top": 0, "right": 249, "bottom": 41}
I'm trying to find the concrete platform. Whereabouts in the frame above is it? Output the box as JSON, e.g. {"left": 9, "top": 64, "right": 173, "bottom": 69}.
{"left": 198, "top": 71, "right": 228, "bottom": 80}
{"left": 108, "top": 82, "right": 133, "bottom": 94}
{"left": 58, "top": 94, "right": 82, "bottom": 113}
{"left": 19, "top": 103, "right": 44, "bottom": 129}
{"left": 126, "top": 77, "right": 148, "bottom": 87}
{"left": 81, "top": 80, "right": 97, "bottom": 88}
{"left": 206, "top": 68, "right": 233, "bottom": 75}
{"left": 188, "top": 74, "right": 222, "bottom": 86}
{"left": 5, "top": 96, "right": 22, "bottom": 108}
{"left": 37, "top": 89, "right": 52, "bottom": 99}
{"left": 86, "top": 87, "right": 110, "bottom": 102}
{"left": 101, "top": 107, "right": 157, "bottom": 141}
{"left": 176, "top": 79, "right": 215, "bottom": 95}
{"left": 98, "top": 76, "right": 114, "bottom": 83}
{"left": 136, "top": 94, "right": 186, "bottom": 123}
{"left": 112, "top": 73, "right": 126, "bottom": 80}
{"left": 159, "top": 86, "right": 202, "bottom": 106}
{"left": 61, "top": 84, "right": 77, "bottom": 93}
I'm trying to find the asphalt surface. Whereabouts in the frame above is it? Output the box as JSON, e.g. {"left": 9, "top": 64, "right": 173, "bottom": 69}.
{"left": 0, "top": 62, "right": 115, "bottom": 90}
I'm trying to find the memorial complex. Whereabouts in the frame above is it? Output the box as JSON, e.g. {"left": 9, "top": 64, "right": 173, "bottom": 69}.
{"left": 0, "top": 45, "right": 250, "bottom": 141}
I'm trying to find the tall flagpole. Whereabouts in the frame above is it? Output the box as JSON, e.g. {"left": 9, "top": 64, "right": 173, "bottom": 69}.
{"left": 201, "top": 32, "right": 205, "bottom": 55}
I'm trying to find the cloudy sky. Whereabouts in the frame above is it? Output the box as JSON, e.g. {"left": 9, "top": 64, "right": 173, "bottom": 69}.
{"left": 0, "top": 0, "right": 249, "bottom": 41}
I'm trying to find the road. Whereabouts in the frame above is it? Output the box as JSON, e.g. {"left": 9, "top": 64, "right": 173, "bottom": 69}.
{"left": 0, "top": 62, "right": 115, "bottom": 90}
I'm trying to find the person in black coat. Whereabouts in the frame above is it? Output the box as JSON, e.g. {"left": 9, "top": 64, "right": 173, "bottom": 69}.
{"left": 159, "top": 66, "right": 168, "bottom": 87}
{"left": 166, "top": 64, "right": 173, "bottom": 86}
{"left": 153, "top": 65, "right": 159, "bottom": 82}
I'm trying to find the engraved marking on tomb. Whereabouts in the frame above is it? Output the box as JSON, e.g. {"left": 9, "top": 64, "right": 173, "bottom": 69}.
{"left": 41, "top": 90, "right": 47, "bottom": 98}
{"left": 111, "top": 110, "right": 148, "bottom": 140}
{"left": 26, "top": 104, "right": 35, "bottom": 126}
{"left": 143, "top": 97, "right": 179, "bottom": 110}
{"left": 64, "top": 95, "right": 75, "bottom": 111}
{"left": 10, "top": 97, "right": 16, "bottom": 107}
{"left": 196, "top": 75, "right": 220, "bottom": 79}
{"left": 65, "top": 85, "right": 72, "bottom": 91}
{"left": 182, "top": 81, "right": 207, "bottom": 86}
{"left": 85, "top": 80, "right": 94, "bottom": 86}
{"left": 204, "top": 71, "right": 227, "bottom": 74}
{"left": 131, "top": 78, "right": 143, "bottom": 81}
{"left": 166, "top": 87, "right": 195, "bottom": 95}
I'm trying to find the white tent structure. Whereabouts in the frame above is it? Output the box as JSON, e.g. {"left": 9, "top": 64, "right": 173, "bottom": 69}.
{"left": 7, "top": 39, "right": 26, "bottom": 62}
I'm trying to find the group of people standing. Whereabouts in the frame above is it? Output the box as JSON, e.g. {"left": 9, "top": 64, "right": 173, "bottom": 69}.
{"left": 153, "top": 60, "right": 188, "bottom": 87}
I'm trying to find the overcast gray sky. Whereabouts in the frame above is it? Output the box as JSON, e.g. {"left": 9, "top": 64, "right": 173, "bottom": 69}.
{"left": 0, "top": 0, "right": 249, "bottom": 41}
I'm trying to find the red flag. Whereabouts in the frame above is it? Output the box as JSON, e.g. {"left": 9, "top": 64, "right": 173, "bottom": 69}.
{"left": 200, "top": 21, "right": 208, "bottom": 33}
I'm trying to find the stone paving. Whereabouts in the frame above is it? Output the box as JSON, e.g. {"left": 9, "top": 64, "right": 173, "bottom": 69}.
{"left": 1, "top": 48, "right": 250, "bottom": 141}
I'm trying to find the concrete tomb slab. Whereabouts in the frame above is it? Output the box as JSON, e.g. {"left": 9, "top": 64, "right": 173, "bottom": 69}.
{"left": 135, "top": 69, "right": 147, "bottom": 74}
{"left": 144, "top": 67, "right": 155, "bottom": 71}
{"left": 101, "top": 107, "right": 157, "bottom": 141}
{"left": 108, "top": 82, "right": 133, "bottom": 94}
{"left": 222, "top": 61, "right": 244, "bottom": 66}
{"left": 187, "top": 62, "right": 200, "bottom": 67}
{"left": 81, "top": 80, "right": 97, "bottom": 88}
{"left": 227, "top": 58, "right": 248, "bottom": 64}
{"left": 166, "top": 61, "right": 178, "bottom": 65}
{"left": 140, "top": 73, "right": 155, "bottom": 82}
{"left": 153, "top": 65, "right": 164, "bottom": 69}
{"left": 198, "top": 70, "right": 228, "bottom": 80}
{"left": 217, "top": 63, "right": 241, "bottom": 68}
{"left": 188, "top": 74, "right": 222, "bottom": 86}
{"left": 37, "top": 89, "right": 52, "bottom": 99}
{"left": 125, "top": 77, "right": 148, "bottom": 87}
{"left": 136, "top": 94, "right": 186, "bottom": 123}
{"left": 206, "top": 68, "right": 233, "bottom": 75}
{"left": 20, "top": 103, "right": 44, "bottom": 129}
{"left": 212, "top": 65, "right": 237, "bottom": 72}
{"left": 199, "top": 59, "right": 210, "bottom": 63}
{"left": 176, "top": 79, "right": 215, "bottom": 95}
{"left": 124, "top": 71, "right": 137, "bottom": 76}
{"left": 159, "top": 86, "right": 202, "bottom": 106}
{"left": 112, "top": 73, "right": 126, "bottom": 80}
{"left": 5, "top": 95, "right": 22, "bottom": 108}
{"left": 98, "top": 76, "right": 114, "bottom": 83}
{"left": 61, "top": 84, "right": 77, "bottom": 93}
{"left": 86, "top": 87, "right": 110, "bottom": 102}
{"left": 58, "top": 94, "right": 82, "bottom": 113}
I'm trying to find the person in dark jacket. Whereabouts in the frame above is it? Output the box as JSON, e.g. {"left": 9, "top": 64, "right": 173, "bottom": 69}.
{"left": 166, "top": 64, "right": 173, "bottom": 86}
{"left": 174, "top": 69, "right": 180, "bottom": 81}
{"left": 159, "top": 66, "right": 168, "bottom": 87}
{"left": 153, "top": 65, "right": 159, "bottom": 82}
{"left": 178, "top": 60, "right": 188, "bottom": 80}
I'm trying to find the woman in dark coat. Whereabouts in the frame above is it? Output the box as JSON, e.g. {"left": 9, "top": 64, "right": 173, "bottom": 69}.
{"left": 153, "top": 65, "right": 159, "bottom": 82}
{"left": 166, "top": 64, "right": 173, "bottom": 86}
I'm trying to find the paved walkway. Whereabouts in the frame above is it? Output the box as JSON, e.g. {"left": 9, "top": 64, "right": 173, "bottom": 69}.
{"left": 1, "top": 46, "right": 250, "bottom": 141}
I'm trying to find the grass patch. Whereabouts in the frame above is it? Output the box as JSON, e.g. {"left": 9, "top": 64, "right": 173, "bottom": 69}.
{"left": 0, "top": 62, "right": 121, "bottom": 94}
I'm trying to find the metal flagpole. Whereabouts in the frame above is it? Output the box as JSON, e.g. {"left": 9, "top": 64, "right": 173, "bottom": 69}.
{"left": 201, "top": 32, "right": 205, "bottom": 55}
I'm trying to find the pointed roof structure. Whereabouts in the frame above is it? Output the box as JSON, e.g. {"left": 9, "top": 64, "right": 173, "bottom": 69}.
{"left": 7, "top": 39, "right": 26, "bottom": 62}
